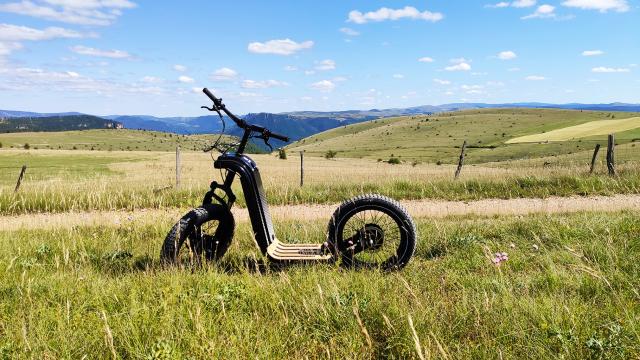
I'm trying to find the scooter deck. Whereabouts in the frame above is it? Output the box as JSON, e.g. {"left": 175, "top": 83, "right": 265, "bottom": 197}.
{"left": 266, "top": 239, "right": 333, "bottom": 261}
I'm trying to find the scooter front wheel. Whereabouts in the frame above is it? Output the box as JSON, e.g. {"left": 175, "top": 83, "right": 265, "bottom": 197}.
{"left": 327, "top": 194, "right": 417, "bottom": 270}
{"left": 160, "top": 204, "right": 235, "bottom": 265}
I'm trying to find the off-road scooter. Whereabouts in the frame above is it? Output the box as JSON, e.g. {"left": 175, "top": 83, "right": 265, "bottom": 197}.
{"left": 160, "top": 88, "right": 417, "bottom": 270}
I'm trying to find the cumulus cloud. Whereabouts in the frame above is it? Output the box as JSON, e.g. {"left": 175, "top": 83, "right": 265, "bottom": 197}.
{"left": 310, "top": 80, "right": 336, "bottom": 92}
{"left": 592, "top": 66, "right": 630, "bottom": 73}
{"left": 178, "top": 75, "right": 194, "bottom": 83}
{"left": 562, "top": 0, "right": 629, "bottom": 12}
{"left": 418, "top": 56, "right": 435, "bottom": 63}
{"left": 241, "top": 79, "right": 288, "bottom": 89}
{"left": 347, "top": 6, "right": 443, "bottom": 24}
{"left": 497, "top": 50, "right": 517, "bottom": 60}
{"left": 284, "top": 65, "right": 298, "bottom": 71}
{"left": 0, "top": 0, "right": 137, "bottom": 26}
{"left": 212, "top": 67, "right": 237, "bottom": 80}
{"left": 71, "top": 45, "right": 130, "bottom": 59}
{"left": 247, "top": 38, "right": 313, "bottom": 55}
{"left": 582, "top": 50, "right": 604, "bottom": 56}
{"left": 0, "top": 23, "right": 88, "bottom": 41}
{"left": 315, "top": 59, "right": 336, "bottom": 71}
{"left": 522, "top": 4, "right": 556, "bottom": 19}
{"left": 433, "top": 79, "right": 451, "bottom": 85}
{"left": 525, "top": 75, "right": 546, "bottom": 80}
{"left": 339, "top": 27, "right": 360, "bottom": 36}
{"left": 173, "top": 64, "right": 186, "bottom": 72}
{"left": 445, "top": 58, "right": 471, "bottom": 71}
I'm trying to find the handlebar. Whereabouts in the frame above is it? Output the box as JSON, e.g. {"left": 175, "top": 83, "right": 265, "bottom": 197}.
{"left": 202, "top": 88, "right": 290, "bottom": 142}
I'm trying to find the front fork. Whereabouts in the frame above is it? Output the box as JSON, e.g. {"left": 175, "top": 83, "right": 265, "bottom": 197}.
{"left": 202, "top": 179, "right": 236, "bottom": 209}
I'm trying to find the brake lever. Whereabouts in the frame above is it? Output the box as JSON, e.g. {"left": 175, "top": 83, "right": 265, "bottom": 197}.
{"left": 256, "top": 135, "right": 273, "bottom": 152}
{"left": 201, "top": 105, "right": 223, "bottom": 118}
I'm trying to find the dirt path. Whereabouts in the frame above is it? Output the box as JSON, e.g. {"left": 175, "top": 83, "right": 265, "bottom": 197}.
{"left": 2, "top": 194, "right": 640, "bottom": 231}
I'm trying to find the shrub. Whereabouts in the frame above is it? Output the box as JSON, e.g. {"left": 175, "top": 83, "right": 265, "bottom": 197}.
{"left": 23, "top": 143, "right": 30, "bottom": 150}
{"left": 387, "top": 157, "right": 401, "bottom": 165}
{"left": 0, "top": 141, "right": 2, "bottom": 148}
{"left": 325, "top": 150, "right": 337, "bottom": 159}
{"left": 278, "top": 148, "right": 287, "bottom": 160}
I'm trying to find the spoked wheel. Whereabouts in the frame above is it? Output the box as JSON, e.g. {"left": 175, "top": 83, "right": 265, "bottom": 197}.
{"left": 160, "top": 204, "right": 235, "bottom": 265}
{"left": 327, "top": 194, "right": 417, "bottom": 270}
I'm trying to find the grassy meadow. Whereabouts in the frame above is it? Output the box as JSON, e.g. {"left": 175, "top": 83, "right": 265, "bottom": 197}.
{"left": 1, "top": 107, "right": 640, "bottom": 358}
{"left": 1, "top": 211, "right": 639, "bottom": 358}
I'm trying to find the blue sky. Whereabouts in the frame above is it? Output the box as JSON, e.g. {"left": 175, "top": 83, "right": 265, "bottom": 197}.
{"left": 0, "top": 0, "right": 638, "bottom": 116}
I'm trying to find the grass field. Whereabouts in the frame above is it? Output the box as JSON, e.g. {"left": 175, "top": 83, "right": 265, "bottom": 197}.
{"left": 0, "top": 211, "right": 638, "bottom": 358}
{"left": 287, "top": 108, "right": 640, "bottom": 164}
{"left": 507, "top": 117, "right": 640, "bottom": 143}
{"left": 0, "top": 129, "right": 244, "bottom": 152}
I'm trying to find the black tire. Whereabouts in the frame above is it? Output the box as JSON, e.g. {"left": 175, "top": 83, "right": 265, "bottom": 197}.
{"left": 327, "top": 194, "right": 417, "bottom": 270}
{"left": 160, "top": 204, "right": 235, "bottom": 265}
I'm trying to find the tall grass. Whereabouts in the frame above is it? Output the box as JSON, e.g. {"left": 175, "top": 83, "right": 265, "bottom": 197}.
{"left": 0, "top": 212, "right": 639, "bottom": 358}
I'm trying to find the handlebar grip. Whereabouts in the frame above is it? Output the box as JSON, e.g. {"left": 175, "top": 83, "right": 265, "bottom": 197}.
{"left": 203, "top": 88, "right": 219, "bottom": 103}
{"left": 269, "top": 132, "right": 290, "bottom": 142}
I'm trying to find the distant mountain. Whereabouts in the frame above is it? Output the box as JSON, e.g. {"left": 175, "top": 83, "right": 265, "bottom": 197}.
{"left": 2, "top": 102, "right": 639, "bottom": 142}
{"left": 0, "top": 115, "right": 122, "bottom": 133}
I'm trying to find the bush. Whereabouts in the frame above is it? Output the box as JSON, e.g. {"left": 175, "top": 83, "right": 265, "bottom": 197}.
{"left": 23, "top": 143, "right": 30, "bottom": 150}
{"left": 387, "top": 157, "right": 401, "bottom": 165}
{"left": 325, "top": 150, "right": 337, "bottom": 159}
{"left": 0, "top": 141, "right": 3, "bottom": 148}
{"left": 278, "top": 148, "right": 287, "bottom": 160}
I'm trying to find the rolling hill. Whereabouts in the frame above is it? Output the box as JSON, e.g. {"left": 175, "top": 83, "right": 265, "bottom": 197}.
{"left": 0, "top": 129, "right": 261, "bottom": 152}
{"left": 286, "top": 108, "right": 640, "bottom": 164}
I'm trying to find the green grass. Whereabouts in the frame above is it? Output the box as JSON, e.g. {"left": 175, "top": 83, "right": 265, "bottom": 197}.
{"left": 287, "top": 108, "right": 640, "bottom": 164}
{"left": 508, "top": 117, "right": 640, "bottom": 143}
{"left": 0, "top": 212, "right": 638, "bottom": 358}
{"left": 0, "top": 129, "right": 238, "bottom": 152}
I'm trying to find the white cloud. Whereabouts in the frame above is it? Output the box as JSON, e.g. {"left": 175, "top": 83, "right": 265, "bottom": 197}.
{"left": 178, "top": 75, "right": 194, "bottom": 83}
{"left": 522, "top": 4, "right": 556, "bottom": 19}
{"left": 71, "top": 45, "right": 130, "bottom": 59}
{"left": 497, "top": 50, "right": 517, "bottom": 60}
{"left": 508, "top": 67, "right": 521, "bottom": 72}
{"left": 212, "top": 67, "right": 237, "bottom": 80}
{"left": 591, "top": 66, "right": 630, "bottom": 73}
{"left": 392, "top": 73, "right": 404, "bottom": 79}
{"left": 315, "top": 59, "right": 336, "bottom": 71}
{"left": 0, "top": 23, "right": 88, "bottom": 41}
{"left": 141, "top": 76, "right": 162, "bottom": 83}
{"left": 562, "top": 0, "right": 629, "bottom": 12}
{"left": 241, "top": 79, "right": 288, "bottom": 89}
{"left": 0, "top": 41, "right": 22, "bottom": 56}
{"left": 445, "top": 59, "right": 472, "bottom": 71}
{"left": 339, "top": 27, "right": 360, "bottom": 36}
{"left": 433, "top": 79, "right": 451, "bottom": 85}
{"left": 0, "top": 0, "right": 137, "bottom": 26}
{"left": 348, "top": 6, "right": 443, "bottom": 24}
{"left": 418, "top": 56, "right": 434, "bottom": 63}
{"left": 487, "top": 0, "right": 536, "bottom": 7}
{"left": 173, "top": 64, "right": 186, "bottom": 72}
{"left": 247, "top": 38, "right": 313, "bottom": 55}
{"left": 310, "top": 80, "right": 336, "bottom": 92}
{"left": 284, "top": 65, "right": 298, "bottom": 71}
{"left": 525, "top": 75, "right": 546, "bottom": 80}
{"left": 582, "top": 50, "right": 604, "bottom": 56}
{"left": 512, "top": 0, "right": 537, "bottom": 7}
{"left": 304, "top": 70, "right": 315, "bottom": 75}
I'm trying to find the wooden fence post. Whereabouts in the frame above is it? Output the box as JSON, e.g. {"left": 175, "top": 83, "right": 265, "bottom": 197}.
{"left": 14, "top": 165, "right": 27, "bottom": 192}
{"left": 606, "top": 134, "right": 615, "bottom": 176}
{"left": 589, "top": 144, "right": 601, "bottom": 174}
{"left": 454, "top": 140, "right": 467, "bottom": 179}
{"left": 176, "top": 145, "right": 181, "bottom": 188}
{"left": 300, "top": 151, "right": 304, "bottom": 186}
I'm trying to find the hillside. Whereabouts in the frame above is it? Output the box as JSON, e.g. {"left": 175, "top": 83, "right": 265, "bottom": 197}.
{"left": 0, "top": 115, "right": 122, "bottom": 133}
{"left": 287, "top": 108, "right": 640, "bottom": 164}
{"left": 0, "top": 129, "right": 261, "bottom": 152}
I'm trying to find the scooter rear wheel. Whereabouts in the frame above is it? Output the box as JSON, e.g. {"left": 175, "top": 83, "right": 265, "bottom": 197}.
{"left": 160, "top": 204, "right": 235, "bottom": 265}
{"left": 327, "top": 194, "right": 417, "bottom": 270}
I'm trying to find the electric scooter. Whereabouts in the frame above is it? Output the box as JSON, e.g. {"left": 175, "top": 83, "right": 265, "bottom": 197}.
{"left": 160, "top": 88, "right": 417, "bottom": 270}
